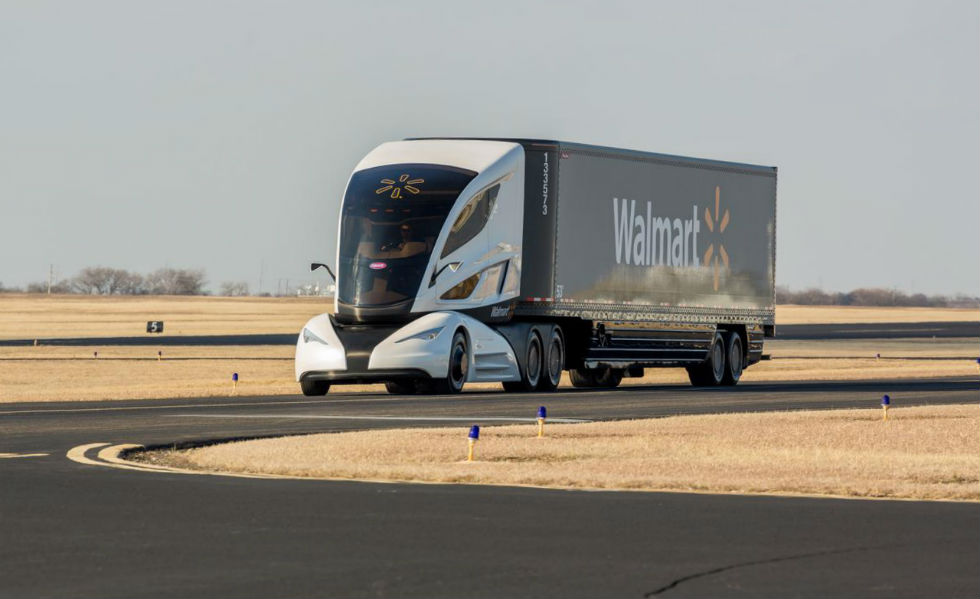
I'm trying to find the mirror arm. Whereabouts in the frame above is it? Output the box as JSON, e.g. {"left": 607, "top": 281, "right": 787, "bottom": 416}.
{"left": 310, "top": 262, "right": 336, "bottom": 282}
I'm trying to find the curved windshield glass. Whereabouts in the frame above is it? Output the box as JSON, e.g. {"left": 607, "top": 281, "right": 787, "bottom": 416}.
{"left": 337, "top": 164, "right": 476, "bottom": 307}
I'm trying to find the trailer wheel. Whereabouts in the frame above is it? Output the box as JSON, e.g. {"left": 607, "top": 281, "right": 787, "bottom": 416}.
{"left": 686, "top": 331, "right": 726, "bottom": 386}
{"left": 385, "top": 380, "right": 418, "bottom": 395}
{"left": 503, "top": 329, "right": 543, "bottom": 392}
{"left": 300, "top": 379, "right": 330, "bottom": 396}
{"left": 569, "top": 368, "right": 597, "bottom": 388}
{"left": 429, "top": 330, "right": 468, "bottom": 394}
{"left": 721, "top": 333, "right": 743, "bottom": 386}
{"left": 538, "top": 327, "right": 565, "bottom": 391}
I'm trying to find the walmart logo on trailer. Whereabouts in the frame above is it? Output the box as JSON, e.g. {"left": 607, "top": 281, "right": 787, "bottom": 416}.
{"left": 612, "top": 198, "right": 701, "bottom": 268}
{"left": 612, "top": 186, "right": 733, "bottom": 290}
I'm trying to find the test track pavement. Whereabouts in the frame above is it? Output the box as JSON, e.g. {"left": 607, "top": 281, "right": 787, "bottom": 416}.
{"left": 1, "top": 378, "right": 977, "bottom": 597}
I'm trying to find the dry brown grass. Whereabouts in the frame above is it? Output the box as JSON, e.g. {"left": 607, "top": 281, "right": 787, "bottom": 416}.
{"left": 3, "top": 295, "right": 974, "bottom": 341}
{"left": 0, "top": 345, "right": 296, "bottom": 402}
{"left": 776, "top": 305, "right": 977, "bottom": 324}
{"left": 1, "top": 297, "right": 976, "bottom": 402}
{"left": 2, "top": 342, "right": 976, "bottom": 403}
{"left": 157, "top": 404, "right": 980, "bottom": 501}
{"left": 0, "top": 294, "right": 329, "bottom": 339}
{"left": 766, "top": 338, "right": 977, "bottom": 358}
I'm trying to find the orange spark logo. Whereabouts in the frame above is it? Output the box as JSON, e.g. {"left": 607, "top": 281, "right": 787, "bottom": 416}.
{"left": 703, "top": 186, "right": 731, "bottom": 291}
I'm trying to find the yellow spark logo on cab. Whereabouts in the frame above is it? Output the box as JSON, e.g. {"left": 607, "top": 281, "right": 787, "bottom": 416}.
{"left": 376, "top": 174, "right": 424, "bottom": 199}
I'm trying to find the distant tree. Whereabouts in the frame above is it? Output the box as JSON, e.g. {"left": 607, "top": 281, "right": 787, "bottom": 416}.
{"left": 26, "top": 280, "right": 72, "bottom": 293}
{"left": 776, "top": 286, "right": 977, "bottom": 308}
{"left": 219, "top": 281, "right": 250, "bottom": 296}
{"left": 72, "top": 267, "right": 144, "bottom": 295}
{"left": 145, "top": 268, "right": 207, "bottom": 295}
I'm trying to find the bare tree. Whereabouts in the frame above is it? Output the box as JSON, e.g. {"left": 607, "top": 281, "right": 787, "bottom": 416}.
{"left": 26, "top": 280, "right": 71, "bottom": 293}
{"left": 145, "top": 268, "right": 207, "bottom": 295}
{"left": 219, "top": 281, "right": 250, "bottom": 296}
{"left": 72, "top": 267, "right": 143, "bottom": 295}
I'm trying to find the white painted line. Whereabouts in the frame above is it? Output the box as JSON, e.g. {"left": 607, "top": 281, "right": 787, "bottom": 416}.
{"left": 65, "top": 442, "right": 111, "bottom": 466}
{"left": 0, "top": 452, "right": 50, "bottom": 459}
{"left": 0, "top": 398, "right": 349, "bottom": 416}
{"left": 168, "top": 414, "right": 592, "bottom": 423}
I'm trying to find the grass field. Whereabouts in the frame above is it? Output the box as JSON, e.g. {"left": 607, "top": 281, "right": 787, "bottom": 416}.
{"left": 775, "top": 304, "right": 977, "bottom": 324}
{"left": 146, "top": 404, "right": 979, "bottom": 501}
{"left": 0, "top": 294, "right": 328, "bottom": 339}
{"left": 1, "top": 295, "right": 976, "bottom": 402}
{"left": 1, "top": 295, "right": 975, "bottom": 341}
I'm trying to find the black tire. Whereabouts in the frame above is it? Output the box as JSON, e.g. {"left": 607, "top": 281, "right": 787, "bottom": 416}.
{"left": 429, "top": 330, "right": 468, "bottom": 394}
{"left": 569, "top": 368, "right": 597, "bottom": 388}
{"left": 300, "top": 378, "right": 330, "bottom": 396}
{"left": 537, "top": 327, "right": 565, "bottom": 391}
{"left": 721, "top": 332, "right": 744, "bottom": 386}
{"left": 594, "top": 367, "right": 624, "bottom": 388}
{"left": 686, "top": 331, "right": 726, "bottom": 386}
{"left": 570, "top": 366, "right": 621, "bottom": 388}
{"left": 385, "top": 380, "right": 418, "bottom": 395}
{"left": 503, "top": 329, "right": 543, "bottom": 392}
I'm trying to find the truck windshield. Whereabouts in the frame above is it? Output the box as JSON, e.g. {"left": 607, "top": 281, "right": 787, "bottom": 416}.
{"left": 337, "top": 163, "right": 477, "bottom": 307}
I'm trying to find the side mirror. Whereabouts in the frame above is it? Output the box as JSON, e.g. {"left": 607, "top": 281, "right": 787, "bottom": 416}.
{"left": 310, "top": 263, "right": 336, "bottom": 282}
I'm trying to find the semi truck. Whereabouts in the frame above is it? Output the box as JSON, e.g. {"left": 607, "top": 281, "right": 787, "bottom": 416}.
{"left": 296, "top": 138, "right": 777, "bottom": 395}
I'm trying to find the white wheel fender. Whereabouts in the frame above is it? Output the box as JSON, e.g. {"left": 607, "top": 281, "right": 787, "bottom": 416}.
{"left": 368, "top": 312, "right": 519, "bottom": 382}
{"left": 294, "top": 314, "right": 347, "bottom": 381}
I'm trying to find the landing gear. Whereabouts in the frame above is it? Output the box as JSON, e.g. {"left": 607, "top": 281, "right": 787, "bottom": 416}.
{"left": 687, "top": 331, "right": 727, "bottom": 386}
{"left": 300, "top": 379, "right": 330, "bottom": 396}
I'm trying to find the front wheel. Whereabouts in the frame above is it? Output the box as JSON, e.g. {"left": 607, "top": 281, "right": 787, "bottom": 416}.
{"left": 428, "top": 330, "right": 468, "bottom": 394}
{"left": 300, "top": 378, "right": 330, "bottom": 396}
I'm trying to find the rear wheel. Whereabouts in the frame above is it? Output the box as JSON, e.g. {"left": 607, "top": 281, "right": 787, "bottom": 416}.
{"left": 300, "top": 378, "right": 330, "bottom": 396}
{"left": 687, "top": 331, "right": 726, "bottom": 386}
{"left": 429, "top": 330, "right": 468, "bottom": 394}
{"left": 721, "top": 332, "right": 743, "bottom": 386}
{"left": 503, "top": 330, "right": 543, "bottom": 392}
{"left": 537, "top": 327, "right": 565, "bottom": 391}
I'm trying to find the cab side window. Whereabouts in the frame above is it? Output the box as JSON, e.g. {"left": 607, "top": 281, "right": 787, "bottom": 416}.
{"left": 440, "top": 184, "right": 499, "bottom": 258}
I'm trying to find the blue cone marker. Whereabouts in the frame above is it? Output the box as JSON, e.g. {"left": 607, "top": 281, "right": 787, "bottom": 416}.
{"left": 467, "top": 425, "right": 479, "bottom": 461}
{"left": 537, "top": 406, "right": 547, "bottom": 438}
{"left": 881, "top": 394, "right": 890, "bottom": 421}
{"left": 232, "top": 372, "right": 239, "bottom": 394}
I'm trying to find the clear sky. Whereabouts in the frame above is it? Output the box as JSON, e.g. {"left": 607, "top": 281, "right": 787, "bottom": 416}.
{"left": 2, "top": 1, "right": 977, "bottom": 295}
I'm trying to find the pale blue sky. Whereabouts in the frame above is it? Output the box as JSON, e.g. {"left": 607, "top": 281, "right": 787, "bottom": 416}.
{"left": 1, "top": 0, "right": 977, "bottom": 295}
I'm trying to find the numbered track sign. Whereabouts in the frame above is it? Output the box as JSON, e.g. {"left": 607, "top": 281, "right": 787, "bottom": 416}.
{"left": 146, "top": 321, "right": 164, "bottom": 334}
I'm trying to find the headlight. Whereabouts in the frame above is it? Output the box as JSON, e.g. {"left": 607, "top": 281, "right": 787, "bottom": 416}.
{"left": 396, "top": 326, "right": 444, "bottom": 343}
{"left": 302, "top": 328, "right": 329, "bottom": 345}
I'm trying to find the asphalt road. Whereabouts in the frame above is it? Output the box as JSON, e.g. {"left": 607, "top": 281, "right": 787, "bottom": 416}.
{"left": 2, "top": 320, "right": 976, "bottom": 346}
{"left": 1, "top": 378, "right": 978, "bottom": 597}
